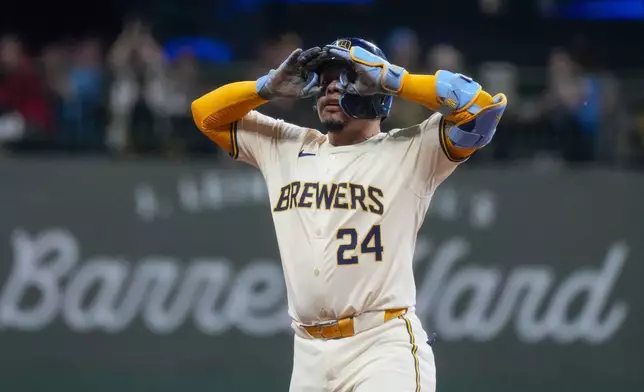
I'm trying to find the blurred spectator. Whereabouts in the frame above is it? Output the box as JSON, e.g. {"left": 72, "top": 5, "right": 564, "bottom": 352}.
{"left": 426, "top": 43, "right": 466, "bottom": 74}
{"left": 271, "top": 32, "right": 302, "bottom": 70}
{"left": 0, "top": 35, "right": 52, "bottom": 151}
{"left": 383, "top": 29, "right": 427, "bottom": 131}
{"left": 534, "top": 48, "right": 598, "bottom": 162}
{"left": 569, "top": 37, "right": 623, "bottom": 164}
{"left": 244, "top": 32, "right": 304, "bottom": 79}
{"left": 56, "top": 38, "right": 105, "bottom": 151}
{"left": 41, "top": 42, "right": 70, "bottom": 136}
{"left": 476, "top": 61, "right": 520, "bottom": 161}
{"left": 385, "top": 27, "right": 421, "bottom": 72}
{"left": 106, "top": 17, "right": 167, "bottom": 155}
{"left": 479, "top": 62, "right": 519, "bottom": 107}
{"left": 160, "top": 49, "right": 216, "bottom": 156}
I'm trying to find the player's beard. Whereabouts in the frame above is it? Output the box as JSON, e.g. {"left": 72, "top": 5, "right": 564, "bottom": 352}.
{"left": 321, "top": 119, "right": 345, "bottom": 133}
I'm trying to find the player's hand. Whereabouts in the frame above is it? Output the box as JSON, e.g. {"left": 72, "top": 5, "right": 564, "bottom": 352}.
{"left": 323, "top": 44, "right": 406, "bottom": 97}
{"left": 256, "top": 47, "right": 326, "bottom": 100}
{"left": 447, "top": 92, "right": 508, "bottom": 149}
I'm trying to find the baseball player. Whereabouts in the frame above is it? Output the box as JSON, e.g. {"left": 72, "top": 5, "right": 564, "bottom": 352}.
{"left": 192, "top": 37, "right": 507, "bottom": 392}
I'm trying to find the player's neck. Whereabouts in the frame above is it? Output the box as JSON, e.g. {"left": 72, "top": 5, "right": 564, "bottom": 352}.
{"left": 328, "top": 121, "right": 381, "bottom": 146}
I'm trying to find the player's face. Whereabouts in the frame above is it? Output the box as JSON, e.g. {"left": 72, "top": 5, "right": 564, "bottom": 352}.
{"left": 316, "top": 64, "right": 353, "bottom": 132}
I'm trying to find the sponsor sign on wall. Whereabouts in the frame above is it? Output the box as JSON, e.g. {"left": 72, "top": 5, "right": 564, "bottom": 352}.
{"left": 0, "top": 160, "right": 641, "bottom": 392}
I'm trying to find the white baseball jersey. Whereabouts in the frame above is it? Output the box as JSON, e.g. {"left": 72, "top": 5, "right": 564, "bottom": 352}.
{"left": 231, "top": 110, "right": 460, "bottom": 325}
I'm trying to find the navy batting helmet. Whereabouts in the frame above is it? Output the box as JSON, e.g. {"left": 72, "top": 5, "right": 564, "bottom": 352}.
{"left": 312, "top": 37, "right": 393, "bottom": 121}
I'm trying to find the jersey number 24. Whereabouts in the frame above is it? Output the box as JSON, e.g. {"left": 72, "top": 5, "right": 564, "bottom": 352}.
{"left": 336, "top": 225, "right": 383, "bottom": 265}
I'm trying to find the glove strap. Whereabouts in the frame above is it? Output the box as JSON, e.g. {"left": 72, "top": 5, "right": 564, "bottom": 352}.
{"left": 348, "top": 46, "right": 405, "bottom": 94}
{"left": 435, "top": 70, "right": 482, "bottom": 116}
{"left": 381, "top": 64, "right": 405, "bottom": 93}
{"left": 447, "top": 126, "right": 488, "bottom": 149}
{"left": 256, "top": 72, "right": 275, "bottom": 100}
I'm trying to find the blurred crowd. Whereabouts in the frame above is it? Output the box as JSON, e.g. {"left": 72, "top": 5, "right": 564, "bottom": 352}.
{"left": 2, "top": 19, "right": 644, "bottom": 167}
{"left": 0, "top": 17, "right": 214, "bottom": 158}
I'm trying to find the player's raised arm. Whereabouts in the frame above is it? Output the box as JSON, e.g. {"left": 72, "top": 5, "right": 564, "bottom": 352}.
{"left": 191, "top": 81, "right": 266, "bottom": 152}
{"left": 191, "top": 47, "right": 326, "bottom": 167}
{"left": 322, "top": 44, "right": 507, "bottom": 160}
{"left": 398, "top": 71, "right": 507, "bottom": 161}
